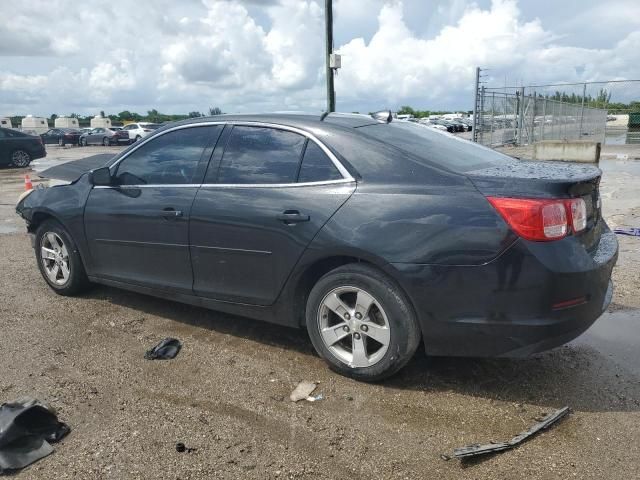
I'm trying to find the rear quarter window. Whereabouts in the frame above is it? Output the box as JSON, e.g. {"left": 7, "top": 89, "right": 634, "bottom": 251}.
{"left": 358, "top": 122, "right": 511, "bottom": 173}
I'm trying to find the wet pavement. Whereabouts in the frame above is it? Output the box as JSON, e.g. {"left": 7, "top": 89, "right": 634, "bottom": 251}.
{"left": 577, "top": 309, "right": 640, "bottom": 374}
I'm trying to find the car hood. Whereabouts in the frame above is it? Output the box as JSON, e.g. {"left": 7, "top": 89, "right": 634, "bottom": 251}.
{"left": 38, "top": 154, "right": 114, "bottom": 182}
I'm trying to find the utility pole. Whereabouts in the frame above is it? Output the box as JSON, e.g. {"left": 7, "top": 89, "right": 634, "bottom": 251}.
{"left": 325, "top": 0, "right": 335, "bottom": 112}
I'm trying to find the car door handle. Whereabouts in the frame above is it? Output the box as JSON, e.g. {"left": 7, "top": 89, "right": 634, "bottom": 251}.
{"left": 276, "top": 210, "right": 310, "bottom": 224}
{"left": 160, "top": 208, "right": 183, "bottom": 219}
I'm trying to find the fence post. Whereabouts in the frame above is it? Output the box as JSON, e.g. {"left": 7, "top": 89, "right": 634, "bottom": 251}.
{"left": 579, "top": 82, "right": 586, "bottom": 137}
{"left": 541, "top": 98, "right": 546, "bottom": 141}
{"left": 517, "top": 87, "right": 525, "bottom": 145}
{"left": 472, "top": 67, "right": 480, "bottom": 143}
{"left": 479, "top": 86, "right": 485, "bottom": 145}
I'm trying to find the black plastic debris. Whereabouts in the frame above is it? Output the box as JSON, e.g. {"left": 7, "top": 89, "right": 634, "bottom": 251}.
{"left": 175, "top": 442, "right": 196, "bottom": 453}
{"left": 144, "top": 338, "right": 182, "bottom": 360}
{"left": 0, "top": 398, "right": 70, "bottom": 474}
{"left": 451, "top": 406, "right": 569, "bottom": 460}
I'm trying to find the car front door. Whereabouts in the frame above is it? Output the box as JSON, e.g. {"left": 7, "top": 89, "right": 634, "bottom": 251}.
{"left": 189, "top": 124, "right": 356, "bottom": 305}
{"left": 84, "top": 124, "right": 223, "bottom": 292}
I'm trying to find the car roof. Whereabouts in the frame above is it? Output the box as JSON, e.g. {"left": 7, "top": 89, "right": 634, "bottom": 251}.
{"left": 167, "top": 112, "right": 384, "bottom": 131}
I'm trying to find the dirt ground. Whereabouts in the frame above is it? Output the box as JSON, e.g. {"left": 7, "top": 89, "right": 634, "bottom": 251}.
{"left": 1, "top": 144, "right": 639, "bottom": 479}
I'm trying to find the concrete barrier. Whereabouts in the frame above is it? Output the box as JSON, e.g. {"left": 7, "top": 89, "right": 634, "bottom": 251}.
{"left": 533, "top": 141, "right": 601, "bottom": 164}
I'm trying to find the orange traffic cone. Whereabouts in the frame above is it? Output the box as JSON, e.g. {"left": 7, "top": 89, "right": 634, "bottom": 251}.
{"left": 24, "top": 174, "right": 33, "bottom": 191}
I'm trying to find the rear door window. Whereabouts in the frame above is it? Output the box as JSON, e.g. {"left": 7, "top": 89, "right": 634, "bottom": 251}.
{"left": 115, "top": 125, "right": 222, "bottom": 185}
{"left": 298, "top": 141, "right": 342, "bottom": 183}
{"left": 214, "top": 126, "right": 306, "bottom": 184}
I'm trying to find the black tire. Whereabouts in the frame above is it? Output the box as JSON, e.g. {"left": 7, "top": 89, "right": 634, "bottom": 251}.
{"left": 10, "top": 150, "right": 31, "bottom": 168}
{"left": 135, "top": 135, "right": 141, "bottom": 142}
{"left": 34, "top": 219, "right": 91, "bottom": 296}
{"left": 58, "top": 138, "right": 65, "bottom": 147}
{"left": 305, "top": 263, "right": 421, "bottom": 382}
{"left": 103, "top": 137, "right": 110, "bottom": 146}
{"left": 80, "top": 137, "right": 86, "bottom": 147}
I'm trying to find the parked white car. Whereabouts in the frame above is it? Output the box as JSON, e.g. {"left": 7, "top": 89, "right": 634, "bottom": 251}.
{"left": 122, "top": 122, "right": 161, "bottom": 142}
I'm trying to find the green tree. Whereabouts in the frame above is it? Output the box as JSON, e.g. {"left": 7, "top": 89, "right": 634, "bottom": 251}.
{"left": 188, "top": 111, "right": 203, "bottom": 118}
{"left": 208, "top": 106, "right": 222, "bottom": 116}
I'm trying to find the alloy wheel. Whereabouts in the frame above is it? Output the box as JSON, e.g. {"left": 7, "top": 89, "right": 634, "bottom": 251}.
{"left": 11, "top": 150, "right": 30, "bottom": 167}
{"left": 40, "top": 232, "right": 70, "bottom": 286}
{"left": 317, "top": 286, "right": 391, "bottom": 368}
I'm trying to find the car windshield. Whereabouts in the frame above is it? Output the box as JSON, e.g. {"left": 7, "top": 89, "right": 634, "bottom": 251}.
{"left": 358, "top": 121, "right": 511, "bottom": 173}
{"left": 142, "top": 124, "right": 160, "bottom": 129}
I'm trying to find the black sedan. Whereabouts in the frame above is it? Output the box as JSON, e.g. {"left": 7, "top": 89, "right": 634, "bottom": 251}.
{"left": 41, "top": 128, "right": 82, "bottom": 146}
{"left": 0, "top": 127, "right": 46, "bottom": 167}
{"left": 79, "top": 127, "right": 130, "bottom": 146}
{"left": 15, "top": 113, "right": 617, "bottom": 381}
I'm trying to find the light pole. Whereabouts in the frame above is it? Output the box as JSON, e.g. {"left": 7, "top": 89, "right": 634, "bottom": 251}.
{"left": 325, "top": 0, "right": 335, "bottom": 112}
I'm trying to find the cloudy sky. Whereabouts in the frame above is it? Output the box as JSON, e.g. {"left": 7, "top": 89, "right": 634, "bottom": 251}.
{"left": 1, "top": 0, "right": 639, "bottom": 117}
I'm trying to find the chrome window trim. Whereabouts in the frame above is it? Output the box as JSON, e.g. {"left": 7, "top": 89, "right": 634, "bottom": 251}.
{"left": 107, "top": 120, "right": 355, "bottom": 185}
{"left": 93, "top": 178, "right": 355, "bottom": 189}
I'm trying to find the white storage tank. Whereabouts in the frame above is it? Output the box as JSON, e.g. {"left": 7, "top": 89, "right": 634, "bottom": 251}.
{"left": 21, "top": 115, "right": 49, "bottom": 134}
{"left": 0, "top": 117, "right": 12, "bottom": 129}
{"left": 55, "top": 116, "right": 79, "bottom": 129}
{"left": 90, "top": 115, "right": 112, "bottom": 129}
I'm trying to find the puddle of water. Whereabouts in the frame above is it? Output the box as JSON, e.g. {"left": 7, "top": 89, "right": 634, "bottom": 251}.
{"left": 574, "top": 309, "right": 640, "bottom": 374}
{"left": 605, "top": 128, "right": 640, "bottom": 145}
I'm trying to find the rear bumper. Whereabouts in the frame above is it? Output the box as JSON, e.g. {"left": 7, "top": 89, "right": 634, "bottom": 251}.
{"left": 393, "top": 227, "right": 618, "bottom": 357}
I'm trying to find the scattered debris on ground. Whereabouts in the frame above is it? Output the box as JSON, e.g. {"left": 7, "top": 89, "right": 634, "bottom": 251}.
{"left": 289, "top": 381, "right": 319, "bottom": 402}
{"left": 0, "top": 398, "right": 70, "bottom": 474}
{"left": 175, "top": 442, "right": 197, "bottom": 454}
{"left": 144, "top": 338, "right": 182, "bottom": 360}
{"left": 451, "top": 406, "right": 570, "bottom": 460}
{"left": 614, "top": 227, "right": 640, "bottom": 237}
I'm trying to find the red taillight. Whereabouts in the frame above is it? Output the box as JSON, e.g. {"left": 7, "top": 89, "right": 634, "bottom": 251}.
{"left": 487, "top": 196, "right": 586, "bottom": 241}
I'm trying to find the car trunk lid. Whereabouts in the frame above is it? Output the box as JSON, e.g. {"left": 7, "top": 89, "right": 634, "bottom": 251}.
{"left": 467, "top": 159, "right": 602, "bottom": 250}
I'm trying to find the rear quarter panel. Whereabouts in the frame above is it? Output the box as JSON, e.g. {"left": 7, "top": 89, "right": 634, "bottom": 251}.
{"left": 309, "top": 182, "right": 515, "bottom": 266}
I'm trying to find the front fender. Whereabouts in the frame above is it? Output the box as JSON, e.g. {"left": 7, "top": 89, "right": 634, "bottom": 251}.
{"left": 16, "top": 175, "right": 94, "bottom": 273}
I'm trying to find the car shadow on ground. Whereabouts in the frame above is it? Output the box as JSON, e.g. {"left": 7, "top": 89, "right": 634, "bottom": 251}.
{"left": 84, "top": 285, "right": 640, "bottom": 414}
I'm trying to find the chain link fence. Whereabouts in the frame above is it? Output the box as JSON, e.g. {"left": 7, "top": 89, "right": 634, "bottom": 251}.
{"left": 472, "top": 74, "right": 640, "bottom": 147}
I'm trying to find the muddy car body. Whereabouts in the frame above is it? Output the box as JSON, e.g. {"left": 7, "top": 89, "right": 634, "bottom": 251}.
{"left": 16, "top": 113, "right": 618, "bottom": 380}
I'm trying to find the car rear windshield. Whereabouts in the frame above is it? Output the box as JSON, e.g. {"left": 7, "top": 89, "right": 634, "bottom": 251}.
{"left": 358, "top": 122, "right": 511, "bottom": 172}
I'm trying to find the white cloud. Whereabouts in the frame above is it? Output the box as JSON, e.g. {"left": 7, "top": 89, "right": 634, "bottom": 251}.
{"left": 0, "top": 0, "right": 638, "bottom": 116}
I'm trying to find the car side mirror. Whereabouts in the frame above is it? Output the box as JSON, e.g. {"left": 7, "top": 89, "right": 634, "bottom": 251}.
{"left": 89, "top": 166, "right": 113, "bottom": 186}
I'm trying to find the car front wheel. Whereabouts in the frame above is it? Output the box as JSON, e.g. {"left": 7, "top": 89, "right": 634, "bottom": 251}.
{"left": 11, "top": 150, "right": 31, "bottom": 167}
{"left": 35, "top": 220, "right": 90, "bottom": 296}
{"left": 103, "top": 137, "right": 110, "bottom": 146}
{"left": 305, "top": 264, "right": 421, "bottom": 382}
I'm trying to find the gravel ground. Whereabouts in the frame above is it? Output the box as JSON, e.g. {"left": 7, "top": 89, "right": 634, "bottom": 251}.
{"left": 1, "top": 145, "right": 639, "bottom": 479}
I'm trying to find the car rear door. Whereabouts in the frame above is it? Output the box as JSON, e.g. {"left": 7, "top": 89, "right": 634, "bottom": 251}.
{"left": 84, "top": 124, "right": 223, "bottom": 292}
{"left": 189, "top": 124, "right": 356, "bottom": 305}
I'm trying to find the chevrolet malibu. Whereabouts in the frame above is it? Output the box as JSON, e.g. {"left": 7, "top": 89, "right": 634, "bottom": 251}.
{"left": 15, "top": 113, "right": 618, "bottom": 381}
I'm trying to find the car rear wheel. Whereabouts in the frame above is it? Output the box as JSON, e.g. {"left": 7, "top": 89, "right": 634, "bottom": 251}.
{"left": 135, "top": 135, "right": 141, "bottom": 142}
{"left": 58, "top": 138, "right": 65, "bottom": 147}
{"left": 11, "top": 150, "right": 31, "bottom": 168}
{"left": 35, "top": 220, "right": 90, "bottom": 296}
{"left": 305, "top": 264, "right": 421, "bottom": 382}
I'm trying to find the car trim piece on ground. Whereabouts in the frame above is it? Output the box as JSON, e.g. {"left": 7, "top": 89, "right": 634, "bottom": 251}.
{"left": 107, "top": 121, "right": 355, "bottom": 182}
